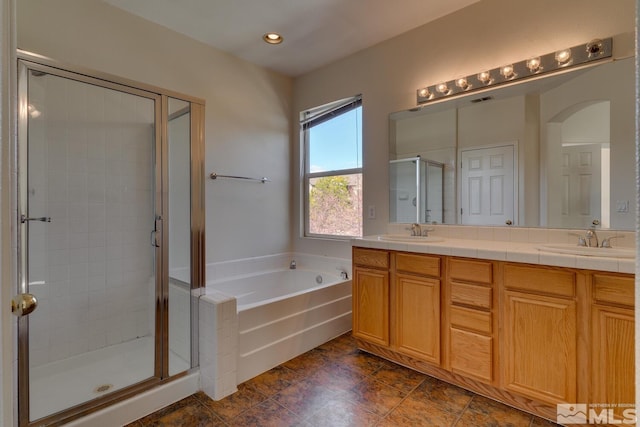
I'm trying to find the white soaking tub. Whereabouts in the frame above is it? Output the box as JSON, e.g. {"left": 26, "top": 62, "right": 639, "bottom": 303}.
{"left": 200, "top": 254, "right": 352, "bottom": 398}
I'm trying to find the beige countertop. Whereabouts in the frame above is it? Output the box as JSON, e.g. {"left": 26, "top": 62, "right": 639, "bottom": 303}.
{"left": 352, "top": 234, "right": 636, "bottom": 274}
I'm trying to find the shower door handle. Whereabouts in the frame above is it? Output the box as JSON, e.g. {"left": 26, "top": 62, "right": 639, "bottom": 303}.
{"left": 20, "top": 214, "right": 51, "bottom": 223}
{"left": 150, "top": 215, "right": 162, "bottom": 247}
{"left": 150, "top": 230, "right": 159, "bottom": 247}
{"left": 12, "top": 293, "right": 38, "bottom": 317}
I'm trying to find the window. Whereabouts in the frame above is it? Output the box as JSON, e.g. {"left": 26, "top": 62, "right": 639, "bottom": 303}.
{"left": 301, "top": 96, "right": 362, "bottom": 238}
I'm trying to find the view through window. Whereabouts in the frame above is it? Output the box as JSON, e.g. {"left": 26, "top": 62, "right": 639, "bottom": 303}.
{"left": 302, "top": 96, "right": 363, "bottom": 238}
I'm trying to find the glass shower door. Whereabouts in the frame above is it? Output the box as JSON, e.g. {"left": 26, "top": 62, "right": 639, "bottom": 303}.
{"left": 18, "top": 64, "right": 161, "bottom": 423}
{"left": 389, "top": 157, "right": 422, "bottom": 223}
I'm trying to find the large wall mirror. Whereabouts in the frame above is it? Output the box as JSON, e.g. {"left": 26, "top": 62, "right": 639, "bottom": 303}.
{"left": 389, "top": 57, "right": 634, "bottom": 230}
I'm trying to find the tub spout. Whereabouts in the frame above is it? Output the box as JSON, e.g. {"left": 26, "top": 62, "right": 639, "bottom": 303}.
{"left": 289, "top": 260, "right": 296, "bottom": 269}
{"left": 336, "top": 268, "right": 348, "bottom": 280}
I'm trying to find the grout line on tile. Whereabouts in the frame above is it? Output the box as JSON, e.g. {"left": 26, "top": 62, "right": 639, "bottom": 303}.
{"left": 452, "top": 393, "right": 476, "bottom": 426}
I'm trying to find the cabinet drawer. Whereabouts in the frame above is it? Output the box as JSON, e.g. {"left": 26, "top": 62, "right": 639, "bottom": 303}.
{"left": 449, "top": 258, "right": 493, "bottom": 284}
{"left": 451, "top": 282, "right": 492, "bottom": 309}
{"left": 450, "top": 328, "right": 493, "bottom": 383}
{"left": 450, "top": 306, "right": 492, "bottom": 334}
{"left": 593, "top": 274, "right": 635, "bottom": 307}
{"left": 353, "top": 247, "right": 389, "bottom": 269}
{"left": 504, "top": 264, "right": 575, "bottom": 297}
{"left": 395, "top": 252, "right": 440, "bottom": 277}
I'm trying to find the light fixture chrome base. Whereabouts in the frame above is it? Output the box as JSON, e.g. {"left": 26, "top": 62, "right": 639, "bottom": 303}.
{"left": 416, "top": 37, "right": 612, "bottom": 105}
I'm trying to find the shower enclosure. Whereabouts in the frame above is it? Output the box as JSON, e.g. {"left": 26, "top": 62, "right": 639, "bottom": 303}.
{"left": 15, "top": 52, "right": 204, "bottom": 426}
{"left": 389, "top": 157, "right": 444, "bottom": 223}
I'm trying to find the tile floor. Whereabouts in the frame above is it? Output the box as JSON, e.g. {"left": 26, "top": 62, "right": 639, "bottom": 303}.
{"left": 127, "top": 332, "right": 560, "bottom": 426}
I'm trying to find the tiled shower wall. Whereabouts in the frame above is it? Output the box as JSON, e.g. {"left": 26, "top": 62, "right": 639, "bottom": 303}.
{"left": 27, "top": 73, "right": 155, "bottom": 367}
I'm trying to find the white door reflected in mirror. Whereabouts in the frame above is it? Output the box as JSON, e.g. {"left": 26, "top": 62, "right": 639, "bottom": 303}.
{"left": 460, "top": 144, "right": 516, "bottom": 226}
{"left": 546, "top": 101, "right": 609, "bottom": 229}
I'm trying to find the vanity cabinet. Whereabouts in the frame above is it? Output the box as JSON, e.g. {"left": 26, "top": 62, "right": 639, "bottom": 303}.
{"left": 352, "top": 248, "right": 390, "bottom": 346}
{"left": 501, "top": 264, "right": 580, "bottom": 404}
{"left": 447, "top": 258, "right": 495, "bottom": 384}
{"left": 351, "top": 246, "right": 635, "bottom": 422}
{"left": 394, "top": 253, "right": 441, "bottom": 365}
{"left": 591, "top": 273, "right": 635, "bottom": 420}
{"left": 352, "top": 248, "right": 442, "bottom": 365}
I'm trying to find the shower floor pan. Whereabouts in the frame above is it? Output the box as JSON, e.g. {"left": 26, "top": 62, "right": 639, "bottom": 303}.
{"left": 29, "top": 336, "right": 189, "bottom": 421}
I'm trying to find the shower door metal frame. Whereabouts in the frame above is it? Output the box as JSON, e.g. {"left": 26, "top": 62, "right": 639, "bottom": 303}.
{"left": 15, "top": 50, "right": 206, "bottom": 427}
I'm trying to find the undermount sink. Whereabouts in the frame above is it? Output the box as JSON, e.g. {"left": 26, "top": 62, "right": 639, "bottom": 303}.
{"left": 376, "top": 234, "right": 445, "bottom": 243}
{"left": 537, "top": 243, "right": 635, "bottom": 259}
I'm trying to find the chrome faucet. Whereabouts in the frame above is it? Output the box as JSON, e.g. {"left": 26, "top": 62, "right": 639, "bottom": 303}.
{"left": 336, "top": 268, "right": 349, "bottom": 280}
{"left": 289, "top": 260, "right": 296, "bottom": 270}
{"left": 411, "top": 223, "right": 421, "bottom": 236}
{"left": 601, "top": 235, "right": 622, "bottom": 248}
{"left": 585, "top": 227, "right": 598, "bottom": 248}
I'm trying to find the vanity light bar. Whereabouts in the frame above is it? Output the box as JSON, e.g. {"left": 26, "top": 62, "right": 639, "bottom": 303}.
{"left": 416, "top": 37, "right": 612, "bottom": 105}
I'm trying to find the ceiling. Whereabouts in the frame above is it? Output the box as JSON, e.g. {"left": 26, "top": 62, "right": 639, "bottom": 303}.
{"left": 102, "top": 0, "right": 479, "bottom": 77}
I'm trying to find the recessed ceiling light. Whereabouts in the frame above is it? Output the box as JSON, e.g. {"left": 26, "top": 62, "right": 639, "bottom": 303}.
{"left": 263, "top": 32, "right": 283, "bottom": 45}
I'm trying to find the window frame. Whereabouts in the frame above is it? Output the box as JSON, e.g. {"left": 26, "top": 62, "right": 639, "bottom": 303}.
{"left": 301, "top": 95, "right": 363, "bottom": 239}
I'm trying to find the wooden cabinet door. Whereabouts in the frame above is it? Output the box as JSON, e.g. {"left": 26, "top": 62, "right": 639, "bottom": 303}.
{"left": 352, "top": 266, "right": 390, "bottom": 346}
{"left": 450, "top": 328, "right": 492, "bottom": 383}
{"left": 502, "top": 290, "right": 577, "bottom": 404}
{"left": 395, "top": 273, "right": 440, "bottom": 365}
{"left": 591, "top": 305, "right": 635, "bottom": 419}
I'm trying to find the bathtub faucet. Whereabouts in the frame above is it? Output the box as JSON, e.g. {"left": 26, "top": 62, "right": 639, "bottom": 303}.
{"left": 289, "top": 260, "right": 296, "bottom": 270}
{"left": 337, "top": 268, "right": 349, "bottom": 280}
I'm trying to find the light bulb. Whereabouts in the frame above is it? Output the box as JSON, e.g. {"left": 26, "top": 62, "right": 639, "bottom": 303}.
{"left": 477, "top": 71, "right": 491, "bottom": 84}
{"left": 500, "top": 64, "right": 515, "bottom": 79}
{"left": 418, "top": 88, "right": 431, "bottom": 99}
{"left": 555, "top": 48, "right": 572, "bottom": 65}
{"left": 526, "top": 57, "right": 541, "bottom": 73}
{"left": 262, "top": 32, "right": 283, "bottom": 44}
{"left": 455, "top": 77, "right": 469, "bottom": 90}
{"left": 436, "top": 82, "right": 450, "bottom": 95}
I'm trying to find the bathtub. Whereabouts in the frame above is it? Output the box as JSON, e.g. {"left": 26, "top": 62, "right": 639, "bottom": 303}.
{"left": 199, "top": 254, "right": 352, "bottom": 398}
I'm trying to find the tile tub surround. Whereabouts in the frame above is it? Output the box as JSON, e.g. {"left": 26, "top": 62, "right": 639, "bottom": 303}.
{"left": 205, "top": 252, "right": 352, "bottom": 283}
{"left": 354, "top": 225, "right": 636, "bottom": 273}
{"left": 199, "top": 290, "right": 239, "bottom": 401}
{"left": 127, "top": 333, "right": 559, "bottom": 426}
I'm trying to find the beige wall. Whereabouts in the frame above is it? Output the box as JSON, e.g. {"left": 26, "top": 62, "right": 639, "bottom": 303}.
{"left": 17, "top": 0, "right": 293, "bottom": 264}
{"left": 293, "top": 0, "right": 636, "bottom": 258}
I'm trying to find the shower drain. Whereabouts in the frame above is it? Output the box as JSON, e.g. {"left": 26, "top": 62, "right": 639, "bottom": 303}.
{"left": 94, "top": 384, "right": 113, "bottom": 393}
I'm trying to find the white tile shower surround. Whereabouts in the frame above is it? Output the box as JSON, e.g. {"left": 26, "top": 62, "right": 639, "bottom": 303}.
{"left": 29, "top": 336, "right": 190, "bottom": 421}
{"left": 27, "top": 73, "right": 156, "bottom": 367}
{"left": 354, "top": 224, "right": 636, "bottom": 273}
